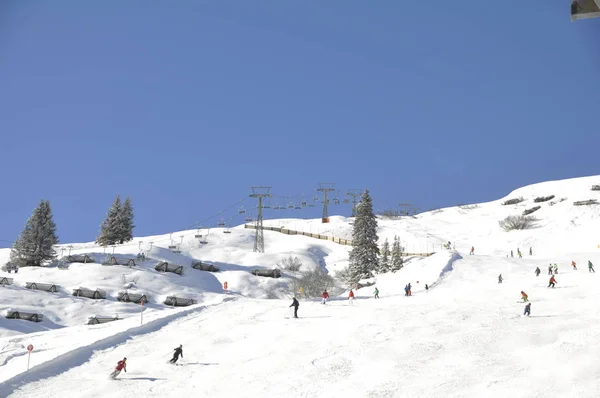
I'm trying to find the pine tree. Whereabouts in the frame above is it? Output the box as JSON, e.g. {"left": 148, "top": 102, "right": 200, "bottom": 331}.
{"left": 390, "top": 236, "right": 404, "bottom": 272}
{"left": 348, "top": 189, "right": 379, "bottom": 282}
{"left": 119, "top": 197, "right": 135, "bottom": 244}
{"left": 96, "top": 196, "right": 122, "bottom": 246}
{"left": 379, "top": 238, "right": 391, "bottom": 273}
{"left": 10, "top": 200, "right": 59, "bottom": 267}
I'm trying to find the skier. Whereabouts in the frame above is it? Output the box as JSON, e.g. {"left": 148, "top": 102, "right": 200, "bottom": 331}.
{"left": 373, "top": 287, "right": 379, "bottom": 299}
{"left": 110, "top": 357, "right": 127, "bottom": 379}
{"left": 470, "top": 246, "right": 475, "bottom": 255}
{"left": 548, "top": 275, "right": 557, "bottom": 288}
{"left": 535, "top": 267, "right": 541, "bottom": 277}
{"left": 407, "top": 283, "right": 412, "bottom": 296}
{"left": 548, "top": 264, "right": 553, "bottom": 275}
{"left": 498, "top": 274, "right": 503, "bottom": 284}
{"left": 510, "top": 250, "right": 514, "bottom": 258}
{"left": 517, "top": 249, "right": 522, "bottom": 259}
{"left": 572, "top": 261, "right": 577, "bottom": 270}
{"left": 290, "top": 297, "right": 299, "bottom": 318}
{"left": 348, "top": 290, "right": 355, "bottom": 305}
{"left": 425, "top": 284, "right": 429, "bottom": 292}
{"left": 553, "top": 264, "right": 558, "bottom": 274}
{"left": 321, "top": 290, "right": 329, "bottom": 304}
{"left": 170, "top": 345, "right": 183, "bottom": 364}
{"left": 589, "top": 260, "right": 595, "bottom": 273}
{"left": 524, "top": 302, "right": 531, "bottom": 316}
{"left": 521, "top": 291, "right": 529, "bottom": 302}
{"left": 529, "top": 247, "right": 533, "bottom": 256}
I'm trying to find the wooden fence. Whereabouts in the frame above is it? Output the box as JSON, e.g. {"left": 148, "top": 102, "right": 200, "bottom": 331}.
{"left": 243, "top": 224, "right": 434, "bottom": 257}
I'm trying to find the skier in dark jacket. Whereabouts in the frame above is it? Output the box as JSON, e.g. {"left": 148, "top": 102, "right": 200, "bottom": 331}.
{"left": 535, "top": 267, "right": 541, "bottom": 277}
{"left": 290, "top": 297, "right": 299, "bottom": 318}
{"left": 524, "top": 303, "right": 531, "bottom": 316}
{"left": 498, "top": 274, "right": 503, "bottom": 284}
{"left": 170, "top": 345, "right": 183, "bottom": 364}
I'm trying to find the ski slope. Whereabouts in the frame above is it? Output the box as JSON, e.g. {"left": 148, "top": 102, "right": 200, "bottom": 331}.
{"left": 2, "top": 175, "right": 600, "bottom": 397}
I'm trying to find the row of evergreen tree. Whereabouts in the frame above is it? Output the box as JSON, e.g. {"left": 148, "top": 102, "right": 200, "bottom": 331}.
{"left": 347, "top": 190, "right": 404, "bottom": 284}
{"left": 9, "top": 196, "right": 135, "bottom": 267}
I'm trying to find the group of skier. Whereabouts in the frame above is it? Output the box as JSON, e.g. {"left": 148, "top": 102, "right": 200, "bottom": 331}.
{"left": 509, "top": 247, "right": 533, "bottom": 258}
{"left": 516, "top": 260, "right": 596, "bottom": 317}
{"left": 110, "top": 345, "right": 183, "bottom": 379}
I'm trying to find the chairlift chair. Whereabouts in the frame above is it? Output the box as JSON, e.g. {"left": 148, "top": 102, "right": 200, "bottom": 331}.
{"left": 287, "top": 202, "right": 294, "bottom": 209}
{"left": 172, "top": 245, "right": 182, "bottom": 254}
{"left": 238, "top": 207, "right": 246, "bottom": 214}
{"left": 217, "top": 218, "right": 226, "bottom": 227}
{"left": 245, "top": 216, "right": 253, "bottom": 222}
{"left": 194, "top": 228, "right": 203, "bottom": 239}
{"left": 294, "top": 203, "right": 302, "bottom": 210}
{"left": 343, "top": 198, "right": 350, "bottom": 204}
{"left": 300, "top": 201, "right": 307, "bottom": 207}
{"left": 313, "top": 194, "right": 319, "bottom": 202}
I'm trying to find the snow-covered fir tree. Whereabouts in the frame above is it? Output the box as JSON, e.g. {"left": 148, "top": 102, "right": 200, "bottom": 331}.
{"left": 10, "top": 200, "right": 59, "bottom": 267}
{"left": 348, "top": 189, "right": 379, "bottom": 282}
{"left": 379, "top": 238, "right": 391, "bottom": 273}
{"left": 389, "top": 236, "right": 404, "bottom": 272}
{"left": 119, "top": 197, "right": 135, "bottom": 244}
{"left": 96, "top": 196, "right": 122, "bottom": 246}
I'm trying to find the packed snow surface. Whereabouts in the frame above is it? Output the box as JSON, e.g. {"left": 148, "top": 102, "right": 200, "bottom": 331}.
{"left": 1, "top": 175, "right": 600, "bottom": 397}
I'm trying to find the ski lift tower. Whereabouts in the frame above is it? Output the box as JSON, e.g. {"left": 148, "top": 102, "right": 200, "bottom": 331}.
{"left": 317, "top": 183, "right": 336, "bottom": 223}
{"left": 398, "top": 203, "right": 412, "bottom": 218}
{"left": 346, "top": 189, "right": 363, "bottom": 217}
{"left": 249, "top": 186, "right": 271, "bottom": 253}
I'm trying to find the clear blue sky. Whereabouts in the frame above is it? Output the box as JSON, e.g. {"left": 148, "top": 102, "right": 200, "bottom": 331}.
{"left": 1, "top": 1, "right": 599, "bottom": 246}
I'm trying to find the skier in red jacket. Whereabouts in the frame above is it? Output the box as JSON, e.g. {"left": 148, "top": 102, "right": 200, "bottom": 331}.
{"left": 321, "top": 290, "right": 329, "bottom": 304}
{"left": 110, "top": 357, "right": 127, "bottom": 379}
{"left": 348, "top": 290, "right": 355, "bottom": 305}
{"left": 548, "top": 275, "right": 557, "bottom": 288}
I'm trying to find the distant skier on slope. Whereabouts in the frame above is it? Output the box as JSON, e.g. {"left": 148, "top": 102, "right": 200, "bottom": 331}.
{"left": 572, "top": 261, "right": 577, "bottom": 270}
{"left": 373, "top": 287, "right": 379, "bottom": 299}
{"left": 290, "top": 297, "right": 300, "bottom": 317}
{"left": 524, "top": 302, "right": 531, "bottom": 316}
{"left": 110, "top": 357, "right": 127, "bottom": 379}
{"left": 529, "top": 247, "right": 533, "bottom": 256}
{"left": 470, "top": 246, "right": 475, "bottom": 255}
{"left": 588, "top": 261, "right": 595, "bottom": 273}
{"left": 348, "top": 290, "right": 355, "bottom": 305}
{"left": 535, "top": 267, "right": 541, "bottom": 277}
{"left": 548, "top": 264, "right": 553, "bottom": 275}
{"left": 553, "top": 264, "right": 558, "bottom": 274}
{"left": 321, "top": 290, "right": 329, "bottom": 304}
{"left": 548, "top": 275, "right": 557, "bottom": 288}
{"left": 498, "top": 274, "right": 503, "bottom": 284}
{"left": 170, "top": 345, "right": 183, "bottom": 364}
{"left": 517, "top": 249, "right": 522, "bottom": 258}
{"left": 521, "top": 291, "right": 529, "bottom": 302}
{"left": 511, "top": 250, "right": 514, "bottom": 258}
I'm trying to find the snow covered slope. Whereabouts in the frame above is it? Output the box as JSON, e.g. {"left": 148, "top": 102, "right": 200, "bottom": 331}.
{"left": 1, "top": 175, "right": 600, "bottom": 397}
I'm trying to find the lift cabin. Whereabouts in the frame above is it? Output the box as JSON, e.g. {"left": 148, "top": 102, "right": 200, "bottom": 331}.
{"left": 571, "top": 0, "right": 600, "bottom": 21}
